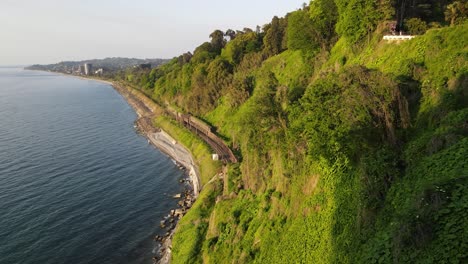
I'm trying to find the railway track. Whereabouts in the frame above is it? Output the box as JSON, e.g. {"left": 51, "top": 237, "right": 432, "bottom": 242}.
{"left": 115, "top": 83, "right": 237, "bottom": 163}
{"left": 182, "top": 120, "right": 237, "bottom": 164}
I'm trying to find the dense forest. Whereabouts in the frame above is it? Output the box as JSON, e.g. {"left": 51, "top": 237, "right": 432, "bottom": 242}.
{"left": 34, "top": 0, "right": 467, "bottom": 262}
{"left": 117, "top": 0, "right": 467, "bottom": 263}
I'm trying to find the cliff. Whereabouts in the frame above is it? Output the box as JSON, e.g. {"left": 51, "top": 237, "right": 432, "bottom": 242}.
{"left": 123, "top": 11, "right": 467, "bottom": 262}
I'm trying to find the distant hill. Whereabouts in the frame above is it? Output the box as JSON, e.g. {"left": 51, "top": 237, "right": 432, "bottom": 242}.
{"left": 24, "top": 57, "right": 169, "bottom": 73}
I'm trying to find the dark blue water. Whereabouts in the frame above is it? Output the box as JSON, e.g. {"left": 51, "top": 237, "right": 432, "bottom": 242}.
{"left": 0, "top": 68, "right": 185, "bottom": 264}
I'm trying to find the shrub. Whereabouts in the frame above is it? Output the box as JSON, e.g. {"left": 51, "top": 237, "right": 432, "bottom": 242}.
{"left": 404, "top": 18, "right": 428, "bottom": 35}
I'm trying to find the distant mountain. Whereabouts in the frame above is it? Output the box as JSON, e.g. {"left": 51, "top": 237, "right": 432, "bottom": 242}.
{"left": 24, "top": 57, "right": 169, "bottom": 73}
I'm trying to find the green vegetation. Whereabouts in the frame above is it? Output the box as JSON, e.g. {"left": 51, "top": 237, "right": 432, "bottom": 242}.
{"left": 153, "top": 116, "right": 221, "bottom": 185}
{"left": 41, "top": 1, "right": 464, "bottom": 262}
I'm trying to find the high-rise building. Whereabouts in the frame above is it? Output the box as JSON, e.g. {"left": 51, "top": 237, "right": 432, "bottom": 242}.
{"left": 79, "top": 65, "right": 85, "bottom": 75}
{"left": 84, "top": 63, "right": 93, "bottom": 75}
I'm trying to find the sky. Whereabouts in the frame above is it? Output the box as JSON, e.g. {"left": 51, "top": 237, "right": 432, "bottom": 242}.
{"left": 0, "top": 0, "right": 307, "bottom": 65}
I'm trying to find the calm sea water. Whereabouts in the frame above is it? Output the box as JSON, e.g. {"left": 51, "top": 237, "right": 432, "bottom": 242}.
{"left": 0, "top": 68, "right": 185, "bottom": 264}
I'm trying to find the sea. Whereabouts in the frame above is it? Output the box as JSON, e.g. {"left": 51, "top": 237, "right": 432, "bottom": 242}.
{"left": 0, "top": 68, "right": 186, "bottom": 264}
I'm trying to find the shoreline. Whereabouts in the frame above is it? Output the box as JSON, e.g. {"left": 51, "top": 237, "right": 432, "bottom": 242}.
{"left": 57, "top": 73, "right": 200, "bottom": 264}
{"left": 110, "top": 81, "right": 201, "bottom": 264}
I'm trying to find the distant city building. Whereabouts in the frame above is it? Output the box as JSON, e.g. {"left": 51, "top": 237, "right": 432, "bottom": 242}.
{"left": 84, "top": 63, "right": 93, "bottom": 75}
{"left": 79, "top": 65, "right": 85, "bottom": 75}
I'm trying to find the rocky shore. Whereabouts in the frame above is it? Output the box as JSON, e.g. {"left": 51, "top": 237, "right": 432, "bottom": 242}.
{"left": 30, "top": 73, "right": 202, "bottom": 264}
{"left": 109, "top": 81, "right": 201, "bottom": 264}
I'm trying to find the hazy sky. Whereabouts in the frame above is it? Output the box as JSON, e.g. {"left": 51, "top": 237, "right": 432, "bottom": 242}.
{"left": 0, "top": 0, "right": 306, "bottom": 65}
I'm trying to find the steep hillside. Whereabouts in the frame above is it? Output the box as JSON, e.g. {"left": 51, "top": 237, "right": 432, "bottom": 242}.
{"left": 119, "top": 1, "right": 467, "bottom": 263}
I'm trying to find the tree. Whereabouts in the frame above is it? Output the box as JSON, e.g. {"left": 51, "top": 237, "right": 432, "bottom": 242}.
{"left": 263, "top": 16, "right": 287, "bottom": 56}
{"left": 187, "top": 65, "right": 208, "bottom": 114}
{"left": 221, "top": 32, "right": 262, "bottom": 65}
{"left": 178, "top": 52, "right": 192, "bottom": 65}
{"left": 287, "top": 10, "right": 318, "bottom": 52}
{"left": 206, "top": 58, "right": 233, "bottom": 93}
{"left": 335, "top": 0, "right": 387, "bottom": 43}
{"left": 404, "top": 17, "right": 428, "bottom": 34}
{"left": 225, "top": 29, "right": 237, "bottom": 41}
{"left": 227, "top": 75, "right": 255, "bottom": 107}
{"left": 394, "top": 0, "right": 457, "bottom": 27}
{"left": 309, "top": 0, "right": 338, "bottom": 44}
{"left": 445, "top": 1, "right": 468, "bottom": 26}
{"left": 192, "top": 42, "right": 215, "bottom": 64}
{"left": 210, "top": 30, "right": 226, "bottom": 54}
{"left": 256, "top": 25, "right": 262, "bottom": 34}
{"left": 243, "top": 27, "right": 254, "bottom": 33}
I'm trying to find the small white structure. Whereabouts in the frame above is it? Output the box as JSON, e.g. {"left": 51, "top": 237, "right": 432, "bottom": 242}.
{"left": 383, "top": 35, "right": 415, "bottom": 41}
{"left": 94, "top": 68, "right": 104, "bottom": 75}
{"left": 212, "top": 154, "right": 219, "bottom": 161}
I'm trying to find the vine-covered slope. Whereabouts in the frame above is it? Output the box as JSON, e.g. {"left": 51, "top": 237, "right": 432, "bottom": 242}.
{"left": 120, "top": 1, "right": 467, "bottom": 263}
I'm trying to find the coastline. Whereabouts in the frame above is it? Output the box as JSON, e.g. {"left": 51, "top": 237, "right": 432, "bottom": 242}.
{"left": 28, "top": 70, "right": 203, "bottom": 192}
{"left": 110, "top": 81, "right": 201, "bottom": 264}
{"left": 65, "top": 74, "right": 200, "bottom": 264}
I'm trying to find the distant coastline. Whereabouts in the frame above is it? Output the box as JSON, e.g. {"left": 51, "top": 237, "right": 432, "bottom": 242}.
{"left": 27, "top": 69, "right": 200, "bottom": 264}
{"left": 84, "top": 75, "right": 200, "bottom": 264}
{"left": 0, "top": 65, "right": 29, "bottom": 68}
{"left": 108, "top": 79, "right": 200, "bottom": 264}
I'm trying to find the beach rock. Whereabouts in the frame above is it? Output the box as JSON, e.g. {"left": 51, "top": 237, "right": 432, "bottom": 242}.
{"left": 174, "top": 209, "right": 183, "bottom": 217}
